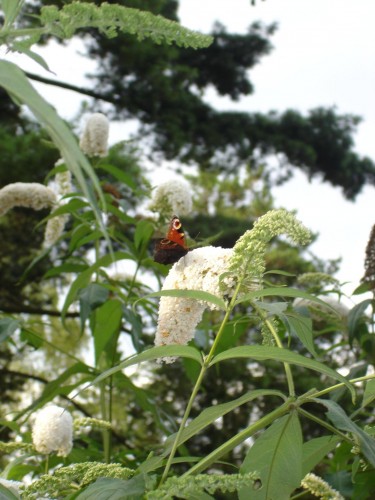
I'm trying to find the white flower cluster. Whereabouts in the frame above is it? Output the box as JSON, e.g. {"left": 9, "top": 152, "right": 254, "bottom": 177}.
{"left": 149, "top": 178, "right": 193, "bottom": 216}
{"left": 0, "top": 182, "right": 56, "bottom": 216}
{"left": 155, "top": 246, "right": 234, "bottom": 360}
{"left": 79, "top": 113, "right": 109, "bottom": 157}
{"left": 301, "top": 473, "right": 344, "bottom": 500}
{"left": 32, "top": 405, "right": 73, "bottom": 457}
{"left": 43, "top": 168, "right": 73, "bottom": 248}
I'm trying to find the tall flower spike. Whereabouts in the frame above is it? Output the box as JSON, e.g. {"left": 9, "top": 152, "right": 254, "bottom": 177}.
{"left": 155, "top": 247, "right": 234, "bottom": 361}
{"left": 32, "top": 405, "right": 73, "bottom": 457}
{"left": 0, "top": 182, "right": 56, "bottom": 216}
{"left": 301, "top": 473, "right": 344, "bottom": 500}
{"left": 149, "top": 178, "right": 193, "bottom": 217}
{"left": 230, "top": 209, "right": 311, "bottom": 282}
{"left": 80, "top": 113, "right": 109, "bottom": 157}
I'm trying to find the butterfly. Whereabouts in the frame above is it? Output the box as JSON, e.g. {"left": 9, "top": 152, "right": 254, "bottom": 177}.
{"left": 154, "top": 215, "right": 189, "bottom": 265}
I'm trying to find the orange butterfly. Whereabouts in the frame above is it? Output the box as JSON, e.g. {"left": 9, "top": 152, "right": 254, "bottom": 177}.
{"left": 154, "top": 216, "right": 189, "bottom": 264}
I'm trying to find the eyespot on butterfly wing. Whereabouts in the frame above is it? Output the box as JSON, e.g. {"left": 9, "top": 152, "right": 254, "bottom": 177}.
{"left": 154, "top": 215, "right": 189, "bottom": 265}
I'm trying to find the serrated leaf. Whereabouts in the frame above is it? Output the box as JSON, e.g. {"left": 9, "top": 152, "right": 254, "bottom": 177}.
{"left": 313, "top": 399, "right": 375, "bottom": 467}
{"left": 210, "top": 346, "right": 355, "bottom": 402}
{"left": 0, "top": 317, "right": 20, "bottom": 343}
{"left": 239, "top": 413, "right": 303, "bottom": 500}
{"left": 301, "top": 435, "right": 340, "bottom": 476}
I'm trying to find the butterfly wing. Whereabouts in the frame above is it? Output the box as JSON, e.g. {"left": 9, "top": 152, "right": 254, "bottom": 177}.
{"left": 154, "top": 216, "right": 189, "bottom": 265}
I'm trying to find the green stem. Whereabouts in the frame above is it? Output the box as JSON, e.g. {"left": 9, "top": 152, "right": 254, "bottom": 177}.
{"left": 297, "top": 408, "right": 354, "bottom": 444}
{"left": 309, "top": 373, "right": 375, "bottom": 400}
{"left": 251, "top": 301, "right": 295, "bottom": 396}
{"left": 160, "top": 284, "right": 241, "bottom": 485}
{"left": 182, "top": 400, "right": 292, "bottom": 477}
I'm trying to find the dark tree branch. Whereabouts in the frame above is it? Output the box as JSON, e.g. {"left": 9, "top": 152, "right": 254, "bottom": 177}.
{"left": 24, "top": 71, "right": 115, "bottom": 104}
{"left": 0, "top": 304, "right": 79, "bottom": 317}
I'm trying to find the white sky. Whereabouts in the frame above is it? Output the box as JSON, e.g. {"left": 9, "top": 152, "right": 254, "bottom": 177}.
{"left": 3, "top": 0, "right": 375, "bottom": 298}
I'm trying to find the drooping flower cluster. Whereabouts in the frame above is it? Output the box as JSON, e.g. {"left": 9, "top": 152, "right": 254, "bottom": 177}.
{"left": 43, "top": 167, "right": 73, "bottom": 247}
{"left": 79, "top": 112, "right": 109, "bottom": 157}
{"left": 149, "top": 178, "right": 193, "bottom": 217}
{"left": 147, "top": 472, "right": 259, "bottom": 499}
{"left": 155, "top": 247, "right": 233, "bottom": 357}
{"left": 0, "top": 182, "right": 57, "bottom": 216}
{"left": 230, "top": 209, "right": 311, "bottom": 281}
{"left": 22, "top": 462, "right": 134, "bottom": 499}
{"left": 32, "top": 405, "right": 73, "bottom": 457}
{"left": 155, "top": 209, "right": 311, "bottom": 359}
{"left": 301, "top": 473, "right": 344, "bottom": 500}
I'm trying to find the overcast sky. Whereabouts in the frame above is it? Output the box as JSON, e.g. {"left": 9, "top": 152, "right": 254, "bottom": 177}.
{"left": 178, "top": 0, "right": 375, "bottom": 297}
{"left": 3, "top": 0, "right": 375, "bottom": 298}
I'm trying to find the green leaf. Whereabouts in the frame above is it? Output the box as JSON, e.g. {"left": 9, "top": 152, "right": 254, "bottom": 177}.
{"left": 134, "top": 219, "right": 154, "bottom": 253}
{"left": 301, "top": 435, "right": 340, "bottom": 476}
{"left": 86, "top": 345, "right": 203, "bottom": 388}
{"left": 1, "top": 0, "right": 24, "bottom": 28}
{"left": 44, "top": 262, "right": 88, "bottom": 278}
{"left": 62, "top": 251, "right": 132, "bottom": 319}
{"left": 362, "top": 378, "right": 375, "bottom": 408}
{"left": 313, "top": 399, "right": 375, "bottom": 467}
{"left": 255, "top": 301, "right": 288, "bottom": 315}
{"left": 236, "top": 287, "right": 337, "bottom": 312}
{"left": 15, "top": 362, "right": 94, "bottom": 420}
{"left": 164, "top": 389, "right": 286, "bottom": 452}
{"left": 76, "top": 476, "right": 146, "bottom": 500}
{"left": 79, "top": 283, "right": 110, "bottom": 330}
{"left": 347, "top": 299, "right": 372, "bottom": 346}
{"left": 99, "top": 163, "right": 137, "bottom": 189}
{"left": 123, "top": 307, "right": 144, "bottom": 352}
{"left": 93, "top": 299, "right": 123, "bottom": 363}
{"left": 0, "top": 317, "right": 20, "bottom": 343}
{"left": 0, "top": 483, "right": 19, "bottom": 500}
{"left": 210, "top": 346, "right": 355, "bottom": 402}
{"left": 0, "top": 61, "right": 106, "bottom": 235}
{"left": 239, "top": 413, "right": 303, "bottom": 500}
{"left": 283, "top": 312, "right": 317, "bottom": 357}
{"left": 138, "top": 289, "right": 227, "bottom": 311}
{"left": 12, "top": 44, "right": 50, "bottom": 72}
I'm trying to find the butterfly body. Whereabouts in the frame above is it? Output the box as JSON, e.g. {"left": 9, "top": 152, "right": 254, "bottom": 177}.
{"left": 154, "top": 216, "right": 189, "bottom": 265}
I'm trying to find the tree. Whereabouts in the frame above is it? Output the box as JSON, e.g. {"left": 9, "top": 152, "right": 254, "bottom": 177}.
{"left": 1, "top": 2, "right": 375, "bottom": 498}
{"left": 22, "top": 0, "right": 375, "bottom": 199}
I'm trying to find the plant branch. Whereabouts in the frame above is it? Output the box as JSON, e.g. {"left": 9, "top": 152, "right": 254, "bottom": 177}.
{"left": 25, "top": 71, "right": 115, "bottom": 104}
